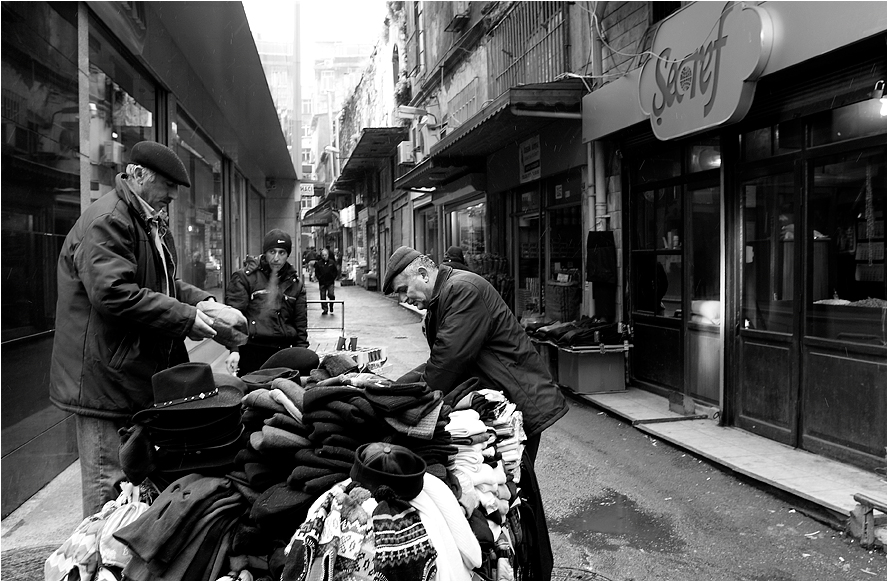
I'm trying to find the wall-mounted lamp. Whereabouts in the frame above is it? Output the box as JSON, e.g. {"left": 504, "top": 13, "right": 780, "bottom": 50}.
{"left": 323, "top": 145, "right": 340, "bottom": 154}
{"left": 873, "top": 81, "right": 887, "bottom": 117}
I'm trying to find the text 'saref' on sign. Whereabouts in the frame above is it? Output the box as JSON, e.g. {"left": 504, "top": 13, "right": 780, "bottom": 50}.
{"left": 638, "top": 1, "right": 774, "bottom": 141}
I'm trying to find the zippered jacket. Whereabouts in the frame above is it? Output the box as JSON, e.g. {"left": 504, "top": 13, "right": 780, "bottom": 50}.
{"left": 50, "top": 176, "right": 210, "bottom": 419}
{"left": 423, "top": 266, "right": 569, "bottom": 437}
{"left": 226, "top": 257, "right": 308, "bottom": 349}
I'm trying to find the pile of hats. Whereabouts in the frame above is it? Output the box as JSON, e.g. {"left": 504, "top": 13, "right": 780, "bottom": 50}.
{"left": 120, "top": 363, "right": 248, "bottom": 490}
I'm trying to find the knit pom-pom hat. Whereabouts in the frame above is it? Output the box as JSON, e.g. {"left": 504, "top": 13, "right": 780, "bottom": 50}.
{"left": 371, "top": 485, "right": 438, "bottom": 581}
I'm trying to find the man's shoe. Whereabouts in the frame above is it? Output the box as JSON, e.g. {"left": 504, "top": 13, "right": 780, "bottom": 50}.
{"left": 322, "top": 310, "right": 328, "bottom": 315}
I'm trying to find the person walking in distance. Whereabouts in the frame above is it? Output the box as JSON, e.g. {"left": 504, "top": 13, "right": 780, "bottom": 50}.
{"left": 314, "top": 247, "right": 339, "bottom": 315}
{"left": 224, "top": 229, "right": 309, "bottom": 375}
{"left": 50, "top": 141, "right": 218, "bottom": 517}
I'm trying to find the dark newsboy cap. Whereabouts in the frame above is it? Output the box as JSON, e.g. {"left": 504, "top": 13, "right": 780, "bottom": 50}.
{"left": 383, "top": 245, "right": 422, "bottom": 294}
{"left": 130, "top": 141, "right": 191, "bottom": 187}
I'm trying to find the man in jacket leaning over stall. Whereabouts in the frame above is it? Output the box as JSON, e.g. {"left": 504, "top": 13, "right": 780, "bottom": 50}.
{"left": 224, "top": 229, "right": 309, "bottom": 376}
{"left": 383, "top": 246, "right": 569, "bottom": 463}
{"left": 50, "top": 141, "right": 218, "bottom": 517}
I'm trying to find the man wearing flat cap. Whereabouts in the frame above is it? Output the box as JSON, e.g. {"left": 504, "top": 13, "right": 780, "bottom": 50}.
{"left": 383, "top": 245, "right": 568, "bottom": 464}
{"left": 51, "top": 140, "right": 219, "bottom": 517}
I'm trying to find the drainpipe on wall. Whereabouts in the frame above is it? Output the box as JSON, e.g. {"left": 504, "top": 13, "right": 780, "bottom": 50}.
{"left": 584, "top": 1, "right": 610, "bottom": 318}
{"left": 592, "top": 2, "right": 608, "bottom": 233}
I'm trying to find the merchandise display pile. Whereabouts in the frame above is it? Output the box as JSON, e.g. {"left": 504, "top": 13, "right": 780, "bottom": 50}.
{"left": 44, "top": 350, "right": 552, "bottom": 581}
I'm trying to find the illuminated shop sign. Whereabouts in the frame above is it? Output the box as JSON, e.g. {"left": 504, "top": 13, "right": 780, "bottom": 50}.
{"left": 638, "top": 1, "right": 773, "bottom": 140}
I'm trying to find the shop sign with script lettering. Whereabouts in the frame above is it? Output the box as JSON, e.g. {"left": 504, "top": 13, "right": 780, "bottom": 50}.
{"left": 638, "top": 2, "right": 773, "bottom": 140}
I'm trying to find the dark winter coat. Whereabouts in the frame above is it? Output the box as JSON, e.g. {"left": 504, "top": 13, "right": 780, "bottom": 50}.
{"left": 50, "top": 175, "right": 210, "bottom": 420}
{"left": 226, "top": 257, "right": 308, "bottom": 349}
{"left": 422, "top": 266, "right": 569, "bottom": 437}
{"left": 314, "top": 258, "right": 339, "bottom": 286}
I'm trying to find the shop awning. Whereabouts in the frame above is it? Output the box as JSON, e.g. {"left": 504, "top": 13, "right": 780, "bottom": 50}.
{"left": 302, "top": 204, "right": 333, "bottom": 227}
{"left": 430, "top": 78, "right": 585, "bottom": 160}
{"left": 339, "top": 127, "right": 409, "bottom": 181}
{"left": 394, "top": 157, "right": 477, "bottom": 190}
{"left": 395, "top": 79, "right": 585, "bottom": 190}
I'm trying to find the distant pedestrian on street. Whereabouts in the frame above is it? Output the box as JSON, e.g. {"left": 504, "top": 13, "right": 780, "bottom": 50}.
{"left": 225, "top": 229, "right": 309, "bottom": 376}
{"left": 441, "top": 245, "right": 474, "bottom": 272}
{"left": 304, "top": 246, "right": 318, "bottom": 281}
{"left": 50, "top": 141, "right": 218, "bottom": 517}
{"left": 314, "top": 247, "right": 339, "bottom": 314}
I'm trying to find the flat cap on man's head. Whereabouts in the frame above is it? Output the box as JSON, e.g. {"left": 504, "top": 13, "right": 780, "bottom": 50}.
{"left": 130, "top": 141, "right": 191, "bottom": 187}
{"left": 383, "top": 246, "right": 422, "bottom": 294}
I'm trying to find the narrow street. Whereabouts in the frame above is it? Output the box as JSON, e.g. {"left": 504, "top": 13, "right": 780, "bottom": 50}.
{"left": 538, "top": 396, "right": 887, "bottom": 581}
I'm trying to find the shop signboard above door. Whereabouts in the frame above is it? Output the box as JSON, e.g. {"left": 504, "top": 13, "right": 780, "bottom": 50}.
{"left": 638, "top": 1, "right": 774, "bottom": 140}
{"left": 520, "top": 135, "right": 541, "bottom": 183}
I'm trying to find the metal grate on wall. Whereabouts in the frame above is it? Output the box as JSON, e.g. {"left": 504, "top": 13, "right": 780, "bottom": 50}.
{"left": 487, "top": 2, "right": 568, "bottom": 99}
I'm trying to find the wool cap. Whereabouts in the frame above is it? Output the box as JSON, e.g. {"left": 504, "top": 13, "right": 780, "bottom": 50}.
{"left": 262, "top": 347, "right": 319, "bottom": 376}
{"left": 129, "top": 141, "right": 191, "bottom": 187}
{"left": 383, "top": 245, "right": 422, "bottom": 294}
{"left": 351, "top": 442, "right": 427, "bottom": 500}
{"left": 445, "top": 246, "right": 465, "bottom": 263}
{"left": 262, "top": 229, "right": 292, "bottom": 255}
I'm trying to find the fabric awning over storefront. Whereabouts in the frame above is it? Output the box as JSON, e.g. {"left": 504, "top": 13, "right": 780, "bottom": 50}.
{"left": 339, "top": 127, "right": 409, "bottom": 181}
{"left": 432, "top": 78, "right": 584, "bottom": 158}
{"left": 302, "top": 204, "right": 333, "bottom": 227}
{"left": 395, "top": 78, "right": 585, "bottom": 190}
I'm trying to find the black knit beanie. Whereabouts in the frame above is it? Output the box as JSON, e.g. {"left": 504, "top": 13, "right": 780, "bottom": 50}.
{"left": 262, "top": 229, "right": 292, "bottom": 255}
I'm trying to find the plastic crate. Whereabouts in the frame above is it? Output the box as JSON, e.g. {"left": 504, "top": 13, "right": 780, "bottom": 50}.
{"left": 557, "top": 349, "right": 625, "bottom": 394}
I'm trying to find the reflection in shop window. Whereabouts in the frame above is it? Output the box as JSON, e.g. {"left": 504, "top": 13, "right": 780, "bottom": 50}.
{"left": 807, "top": 151, "right": 886, "bottom": 345}
{"left": 1, "top": 1, "right": 79, "bottom": 342}
{"left": 88, "top": 16, "right": 155, "bottom": 200}
{"left": 171, "top": 114, "right": 224, "bottom": 299}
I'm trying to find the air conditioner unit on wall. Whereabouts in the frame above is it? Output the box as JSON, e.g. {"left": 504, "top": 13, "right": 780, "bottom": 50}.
{"left": 396, "top": 141, "right": 414, "bottom": 166}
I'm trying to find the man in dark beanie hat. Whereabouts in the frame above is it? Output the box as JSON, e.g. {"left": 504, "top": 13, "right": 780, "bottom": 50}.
{"left": 51, "top": 140, "right": 219, "bottom": 517}
{"left": 441, "top": 245, "right": 474, "bottom": 272}
{"left": 225, "top": 228, "right": 309, "bottom": 376}
{"left": 383, "top": 245, "right": 568, "bottom": 465}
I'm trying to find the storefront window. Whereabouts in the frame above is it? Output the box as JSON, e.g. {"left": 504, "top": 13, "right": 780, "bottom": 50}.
{"left": 548, "top": 206, "right": 582, "bottom": 279}
{"left": 448, "top": 198, "right": 486, "bottom": 260}
{"left": 171, "top": 113, "right": 224, "bottom": 298}
{"left": 414, "top": 206, "right": 439, "bottom": 260}
{"left": 517, "top": 212, "right": 542, "bottom": 314}
{"left": 742, "top": 120, "right": 803, "bottom": 161}
{"left": 807, "top": 151, "right": 886, "bottom": 345}
{"left": 741, "top": 171, "right": 796, "bottom": 333}
{"left": 88, "top": 15, "right": 156, "bottom": 200}
{"left": 690, "top": 186, "right": 722, "bottom": 324}
{"left": 1, "top": 2, "right": 79, "bottom": 343}
{"left": 632, "top": 185, "right": 682, "bottom": 318}
{"left": 810, "top": 100, "right": 887, "bottom": 146}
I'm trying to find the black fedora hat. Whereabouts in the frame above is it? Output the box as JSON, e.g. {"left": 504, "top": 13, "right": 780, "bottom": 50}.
{"left": 142, "top": 408, "right": 242, "bottom": 434}
{"left": 154, "top": 426, "right": 247, "bottom": 474}
{"left": 132, "top": 365, "right": 244, "bottom": 423}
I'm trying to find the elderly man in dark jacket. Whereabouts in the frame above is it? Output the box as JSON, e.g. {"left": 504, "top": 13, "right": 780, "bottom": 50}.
{"left": 51, "top": 141, "right": 217, "bottom": 517}
{"left": 383, "top": 246, "right": 568, "bottom": 462}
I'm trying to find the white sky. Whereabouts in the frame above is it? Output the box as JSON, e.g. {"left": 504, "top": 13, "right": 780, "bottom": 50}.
{"left": 243, "top": 0, "right": 389, "bottom": 84}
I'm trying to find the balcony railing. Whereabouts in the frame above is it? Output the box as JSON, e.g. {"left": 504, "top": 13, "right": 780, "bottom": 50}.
{"left": 487, "top": 1, "right": 568, "bottom": 98}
